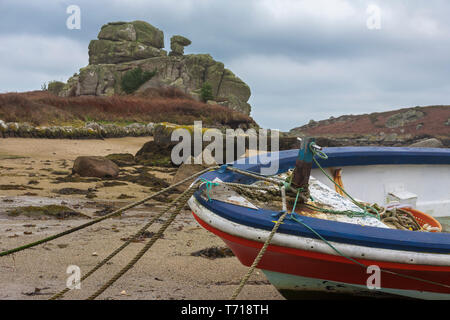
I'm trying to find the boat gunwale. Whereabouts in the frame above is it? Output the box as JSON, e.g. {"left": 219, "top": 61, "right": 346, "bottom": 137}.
{"left": 193, "top": 147, "right": 450, "bottom": 255}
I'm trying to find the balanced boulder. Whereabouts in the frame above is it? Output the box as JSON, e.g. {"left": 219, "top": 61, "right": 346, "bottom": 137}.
{"left": 169, "top": 35, "right": 191, "bottom": 56}
{"left": 72, "top": 156, "right": 120, "bottom": 178}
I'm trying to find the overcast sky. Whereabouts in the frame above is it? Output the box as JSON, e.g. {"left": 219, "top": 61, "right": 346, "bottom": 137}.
{"left": 1, "top": 0, "right": 449, "bottom": 130}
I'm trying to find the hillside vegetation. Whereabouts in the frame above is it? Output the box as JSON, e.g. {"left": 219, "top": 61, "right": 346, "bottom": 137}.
{"left": 290, "top": 106, "right": 450, "bottom": 147}
{"left": 0, "top": 88, "right": 256, "bottom": 129}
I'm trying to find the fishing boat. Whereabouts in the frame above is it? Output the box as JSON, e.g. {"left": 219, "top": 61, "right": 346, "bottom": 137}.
{"left": 188, "top": 140, "right": 450, "bottom": 299}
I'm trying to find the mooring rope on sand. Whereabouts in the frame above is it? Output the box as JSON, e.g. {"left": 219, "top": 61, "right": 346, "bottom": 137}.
{"left": 49, "top": 183, "right": 197, "bottom": 300}
{"left": 86, "top": 184, "right": 199, "bottom": 300}
{"left": 0, "top": 166, "right": 218, "bottom": 258}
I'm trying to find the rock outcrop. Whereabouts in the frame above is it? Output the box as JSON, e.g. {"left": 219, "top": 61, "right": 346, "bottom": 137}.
{"left": 288, "top": 105, "right": 450, "bottom": 148}
{"left": 409, "top": 138, "right": 444, "bottom": 148}
{"left": 60, "top": 20, "right": 252, "bottom": 115}
{"left": 72, "top": 156, "right": 120, "bottom": 178}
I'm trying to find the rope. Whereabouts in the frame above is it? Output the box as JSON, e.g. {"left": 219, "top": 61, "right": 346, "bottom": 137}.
{"left": 224, "top": 165, "right": 286, "bottom": 183}
{"left": 230, "top": 188, "right": 303, "bottom": 300}
{"left": 230, "top": 210, "right": 289, "bottom": 300}
{"left": 0, "top": 166, "right": 217, "bottom": 258}
{"left": 86, "top": 184, "right": 198, "bottom": 300}
{"left": 291, "top": 189, "right": 301, "bottom": 213}
{"left": 220, "top": 182, "right": 279, "bottom": 192}
{"left": 225, "top": 165, "right": 376, "bottom": 220}
{"left": 199, "top": 178, "right": 220, "bottom": 201}
{"left": 226, "top": 166, "right": 286, "bottom": 188}
{"left": 289, "top": 215, "right": 450, "bottom": 290}
{"left": 304, "top": 203, "right": 377, "bottom": 219}
{"left": 78, "top": 174, "right": 284, "bottom": 300}
{"left": 309, "top": 142, "right": 380, "bottom": 220}
{"left": 49, "top": 189, "right": 190, "bottom": 300}
{"left": 381, "top": 207, "right": 423, "bottom": 231}
{"left": 290, "top": 215, "right": 367, "bottom": 268}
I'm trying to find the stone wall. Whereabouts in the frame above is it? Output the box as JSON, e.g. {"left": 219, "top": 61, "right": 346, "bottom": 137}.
{"left": 0, "top": 120, "right": 155, "bottom": 139}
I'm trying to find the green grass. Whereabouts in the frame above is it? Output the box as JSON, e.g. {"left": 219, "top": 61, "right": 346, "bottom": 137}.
{"left": 0, "top": 153, "right": 28, "bottom": 160}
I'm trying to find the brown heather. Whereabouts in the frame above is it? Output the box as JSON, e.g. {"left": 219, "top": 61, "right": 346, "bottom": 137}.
{"left": 0, "top": 88, "right": 256, "bottom": 129}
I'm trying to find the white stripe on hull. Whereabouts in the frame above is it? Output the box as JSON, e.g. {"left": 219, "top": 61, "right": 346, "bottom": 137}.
{"left": 189, "top": 197, "right": 450, "bottom": 266}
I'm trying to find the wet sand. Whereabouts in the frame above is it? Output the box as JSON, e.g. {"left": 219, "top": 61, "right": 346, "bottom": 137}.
{"left": 0, "top": 138, "right": 283, "bottom": 300}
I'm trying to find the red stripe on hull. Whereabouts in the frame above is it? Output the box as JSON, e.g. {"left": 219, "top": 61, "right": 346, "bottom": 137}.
{"left": 192, "top": 212, "right": 450, "bottom": 294}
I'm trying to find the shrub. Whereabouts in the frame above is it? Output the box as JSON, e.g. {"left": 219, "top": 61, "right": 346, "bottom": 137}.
{"left": 121, "top": 67, "right": 157, "bottom": 94}
{"left": 47, "top": 81, "right": 65, "bottom": 95}
{"left": 200, "top": 82, "right": 214, "bottom": 102}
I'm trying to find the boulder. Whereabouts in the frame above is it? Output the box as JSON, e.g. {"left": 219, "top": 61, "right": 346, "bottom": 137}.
{"left": 98, "top": 21, "right": 164, "bottom": 48}
{"left": 409, "top": 138, "right": 444, "bottom": 148}
{"left": 72, "top": 156, "right": 120, "bottom": 178}
{"left": 89, "top": 21, "right": 166, "bottom": 65}
{"left": 98, "top": 22, "right": 137, "bottom": 42}
{"left": 385, "top": 109, "right": 425, "bottom": 128}
{"left": 135, "top": 140, "right": 174, "bottom": 167}
{"left": 169, "top": 35, "right": 191, "bottom": 56}
{"left": 217, "top": 69, "right": 251, "bottom": 103}
{"left": 88, "top": 39, "right": 165, "bottom": 65}
{"left": 171, "top": 35, "right": 191, "bottom": 47}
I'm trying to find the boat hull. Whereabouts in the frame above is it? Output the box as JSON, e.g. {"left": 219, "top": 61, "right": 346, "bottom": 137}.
{"left": 188, "top": 147, "right": 450, "bottom": 299}
{"left": 190, "top": 199, "right": 450, "bottom": 300}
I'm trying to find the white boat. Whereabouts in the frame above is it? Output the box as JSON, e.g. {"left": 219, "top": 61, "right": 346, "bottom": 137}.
{"left": 189, "top": 146, "right": 450, "bottom": 299}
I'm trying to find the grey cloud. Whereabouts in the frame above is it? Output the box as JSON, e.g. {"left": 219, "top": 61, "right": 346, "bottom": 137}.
{"left": 0, "top": 0, "right": 449, "bottom": 130}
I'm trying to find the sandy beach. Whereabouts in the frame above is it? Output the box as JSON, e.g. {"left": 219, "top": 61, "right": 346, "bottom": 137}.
{"left": 0, "top": 138, "right": 283, "bottom": 300}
